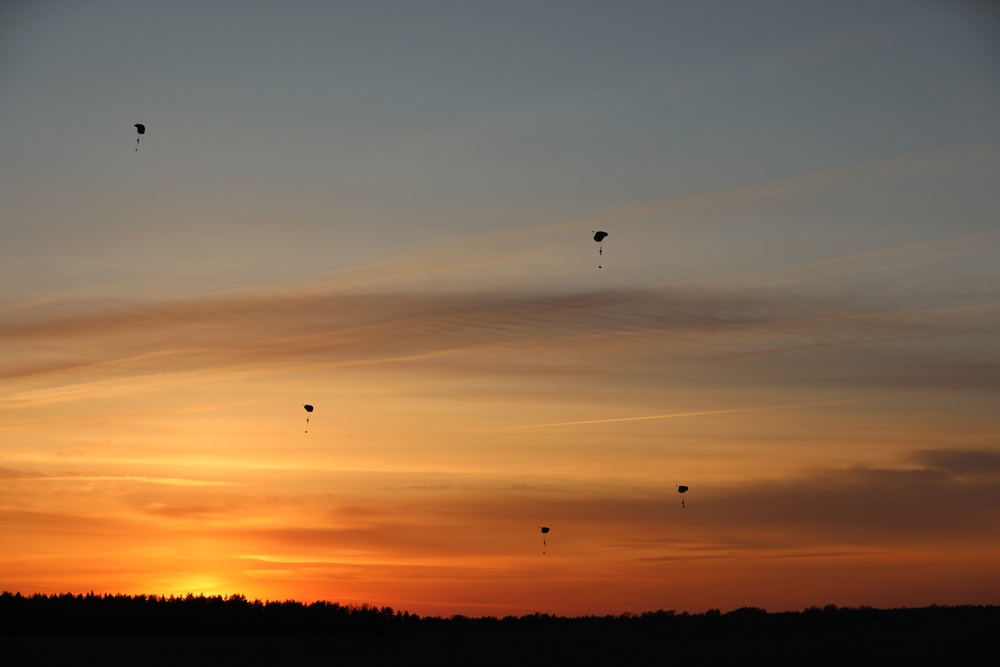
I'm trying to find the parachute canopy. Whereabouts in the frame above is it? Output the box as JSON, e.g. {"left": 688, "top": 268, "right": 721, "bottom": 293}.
{"left": 677, "top": 485, "right": 689, "bottom": 494}
{"left": 303, "top": 404, "right": 314, "bottom": 412}
{"left": 135, "top": 124, "right": 145, "bottom": 134}
{"left": 540, "top": 526, "right": 550, "bottom": 534}
{"left": 593, "top": 231, "right": 608, "bottom": 242}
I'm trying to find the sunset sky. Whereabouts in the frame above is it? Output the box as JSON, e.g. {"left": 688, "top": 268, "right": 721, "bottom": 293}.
{"left": 2, "top": 1, "right": 999, "bottom": 617}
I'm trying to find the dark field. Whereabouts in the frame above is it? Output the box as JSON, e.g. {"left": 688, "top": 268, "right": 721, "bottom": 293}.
{"left": 3, "top": 594, "right": 997, "bottom": 665}
{"left": 6, "top": 622, "right": 998, "bottom": 666}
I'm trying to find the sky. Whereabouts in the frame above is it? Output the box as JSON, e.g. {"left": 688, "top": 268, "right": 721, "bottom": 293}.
{"left": 1, "top": 1, "right": 999, "bottom": 617}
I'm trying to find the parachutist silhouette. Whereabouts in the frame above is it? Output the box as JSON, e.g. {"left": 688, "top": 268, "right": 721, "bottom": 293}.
{"left": 593, "top": 231, "right": 607, "bottom": 268}
{"left": 134, "top": 123, "right": 145, "bottom": 151}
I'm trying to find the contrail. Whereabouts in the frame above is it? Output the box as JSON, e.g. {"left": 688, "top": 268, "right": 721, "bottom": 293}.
{"left": 12, "top": 475, "right": 235, "bottom": 487}
{"left": 508, "top": 398, "right": 872, "bottom": 429}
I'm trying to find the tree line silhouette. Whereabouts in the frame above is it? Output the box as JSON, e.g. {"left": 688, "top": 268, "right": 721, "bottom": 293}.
{"left": 2, "top": 591, "right": 997, "bottom": 636}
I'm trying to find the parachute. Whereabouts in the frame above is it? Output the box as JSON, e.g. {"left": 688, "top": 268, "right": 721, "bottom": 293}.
{"left": 593, "top": 231, "right": 608, "bottom": 268}
{"left": 303, "top": 404, "right": 314, "bottom": 433}
{"left": 539, "top": 526, "right": 550, "bottom": 554}
{"left": 134, "top": 124, "right": 145, "bottom": 151}
{"left": 677, "top": 485, "right": 689, "bottom": 508}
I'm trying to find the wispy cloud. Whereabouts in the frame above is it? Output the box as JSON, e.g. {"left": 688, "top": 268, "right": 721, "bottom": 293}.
{"left": 1, "top": 471, "right": 235, "bottom": 487}
{"left": 911, "top": 449, "right": 1000, "bottom": 476}
{"left": 220, "top": 139, "right": 1000, "bottom": 294}
{"left": 2, "top": 277, "right": 996, "bottom": 415}
{"left": 549, "top": 139, "right": 1000, "bottom": 233}
{"left": 671, "top": 231, "right": 1000, "bottom": 294}
{"left": 508, "top": 398, "right": 874, "bottom": 429}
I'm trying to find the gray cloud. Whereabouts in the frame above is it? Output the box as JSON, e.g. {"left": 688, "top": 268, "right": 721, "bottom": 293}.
{"left": 139, "top": 502, "right": 232, "bottom": 520}
{"left": 669, "top": 454, "right": 1000, "bottom": 551}
{"left": 3, "top": 284, "right": 996, "bottom": 393}
{"left": 412, "top": 448, "right": 1000, "bottom": 556}
{"left": 912, "top": 448, "right": 1000, "bottom": 475}
{"left": 0, "top": 465, "right": 41, "bottom": 480}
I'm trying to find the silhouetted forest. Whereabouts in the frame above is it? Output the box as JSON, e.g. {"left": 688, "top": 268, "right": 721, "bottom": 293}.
{"left": 3, "top": 592, "right": 997, "bottom": 665}
{"left": 1, "top": 591, "right": 996, "bottom": 635}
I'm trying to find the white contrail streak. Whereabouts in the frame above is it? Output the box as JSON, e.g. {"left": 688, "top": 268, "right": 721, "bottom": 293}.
{"left": 508, "top": 398, "right": 872, "bottom": 429}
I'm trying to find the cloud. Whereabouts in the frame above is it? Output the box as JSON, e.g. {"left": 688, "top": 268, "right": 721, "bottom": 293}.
{"left": 548, "top": 139, "right": 1000, "bottom": 234}
{"left": 2, "top": 272, "right": 996, "bottom": 424}
{"left": 327, "top": 140, "right": 1000, "bottom": 296}
{"left": 912, "top": 448, "right": 1000, "bottom": 476}
{"left": 60, "top": 475, "right": 237, "bottom": 487}
{"left": 0, "top": 507, "right": 133, "bottom": 539}
{"left": 0, "top": 465, "right": 40, "bottom": 480}
{"left": 54, "top": 438, "right": 114, "bottom": 458}
{"left": 236, "top": 448, "right": 1000, "bottom": 559}
{"left": 671, "top": 231, "right": 1000, "bottom": 294}
{"left": 0, "top": 465, "right": 235, "bottom": 487}
{"left": 508, "top": 398, "right": 873, "bottom": 429}
{"left": 681, "top": 452, "right": 1000, "bottom": 550}
{"left": 139, "top": 502, "right": 234, "bottom": 519}
{"left": 371, "top": 448, "right": 1000, "bottom": 558}
{"left": 2, "top": 138, "right": 996, "bottom": 402}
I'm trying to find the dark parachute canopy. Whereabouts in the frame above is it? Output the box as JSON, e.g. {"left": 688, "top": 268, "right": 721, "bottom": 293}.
{"left": 134, "top": 123, "right": 145, "bottom": 151}
{"left": 303, "top": 404, "right": 314, "bottom": 413}
{"left": 539, "top": 526, "right": 550, "bottom": 534}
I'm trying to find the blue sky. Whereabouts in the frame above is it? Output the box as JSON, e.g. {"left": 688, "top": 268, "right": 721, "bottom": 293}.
{"left": 4, "top": 1, "right": 996, "bottom": 297}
